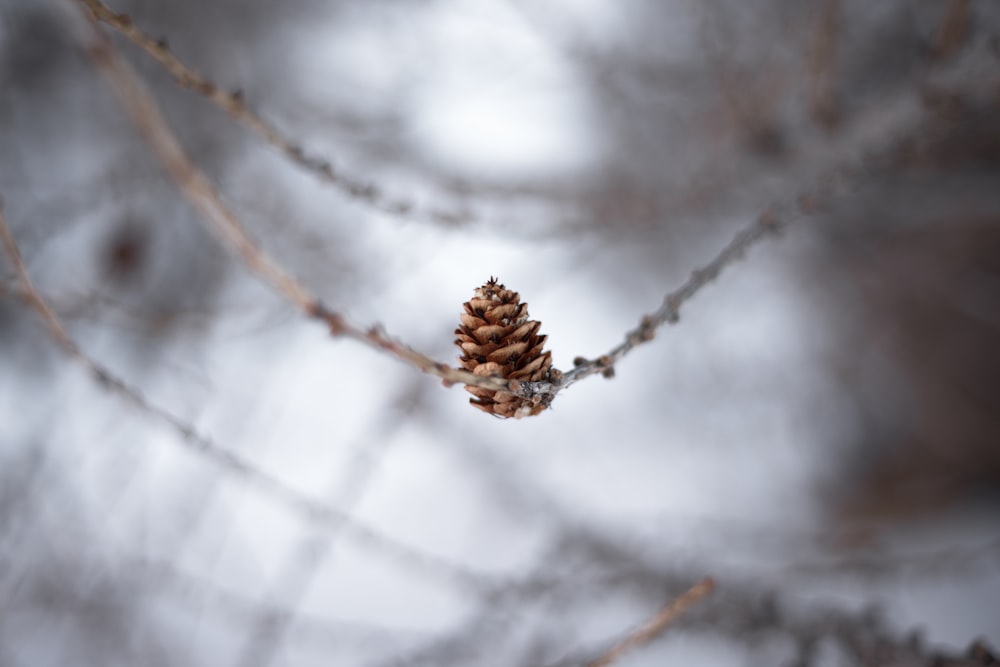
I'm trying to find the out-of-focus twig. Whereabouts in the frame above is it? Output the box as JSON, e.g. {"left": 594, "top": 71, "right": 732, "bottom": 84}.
{"left": 559, "top": 76, "right": 968, "bottom": 391}
{"left": 69, "top": 0, "right": 964, "bottom": 417}
{"left": 785, "top": 538, "right": 1000, "bottom": 580}
{"left": 233, "top": 387, "right": 415, "bottom": 667}
{"left": 76, "top": 0, "right": 481, "bottom": 225}
{"left": 123, "top": 554, "right": 421, "bottom": 650}
{"left": 70, "top": 0, "right": 516, "bottom": 399}
{"left": 1, "top": 210, "right": 84, "bottom": 357}
{"left": 586, "top": 577, "right": 716, "bottom": 667}
{"left": 0, "top": 204, "right": 492, "bottom": 592}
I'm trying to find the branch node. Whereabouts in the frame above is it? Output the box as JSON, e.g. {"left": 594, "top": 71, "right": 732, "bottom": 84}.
{"left": 664, "top": 295, "right": 682, "bottom": 323}
{"left": 366, "top": 324, "right": 388, "bottom": 345}
{"left": 309, "top": 301, "right": 346, "bottom": 335}
{"left": 638, "top": 316, "right": 657, "bottom": 341}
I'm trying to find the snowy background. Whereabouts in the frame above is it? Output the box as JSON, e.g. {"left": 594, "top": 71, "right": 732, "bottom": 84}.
{"left": 2, "top": 1, "right": 999, "bottom": 665}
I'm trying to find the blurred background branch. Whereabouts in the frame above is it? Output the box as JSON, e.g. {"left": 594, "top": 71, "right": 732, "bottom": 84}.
{"left": 2, "top": 0, "right": 999, "bottom": 665}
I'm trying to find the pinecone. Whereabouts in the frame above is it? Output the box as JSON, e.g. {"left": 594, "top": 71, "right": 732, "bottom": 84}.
{"left": 455, "top": 278, "right": 555, "bottom": 418}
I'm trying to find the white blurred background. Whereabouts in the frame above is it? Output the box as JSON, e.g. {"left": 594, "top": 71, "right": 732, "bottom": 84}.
{"left": 2, "top": 1, "right": 999, "bottom": 665}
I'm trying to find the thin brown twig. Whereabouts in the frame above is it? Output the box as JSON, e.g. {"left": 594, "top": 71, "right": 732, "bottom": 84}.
{"left": 559, "top": 78, "right": 958, "bottom": 391}
{"left": 69, "top": 0, "right": 939, "bottom": 415}
{"left": 68, "top": 0, "right": 831, "bottom": 412}
{"left": 558, "top": 210, "right": 784, "bottom": 389}
{"left": 586, "top": 577, "right": 716, "bottom": 667}
{"left": 1, "top": 216, "right": 81, "bottom": 357}
{"left": 70, "top": 0, "right": 513, "bottom": 399}
{"left": 0, "top": 204, "right": 492, "bottom": 592}
{"left": 71, "top": 0, "right": 823, "bottom": 415}
{"left": 77, "top": 0, "right": 476, "bottom": 224}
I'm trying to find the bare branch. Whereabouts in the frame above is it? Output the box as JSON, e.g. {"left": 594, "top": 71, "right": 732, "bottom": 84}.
{"left": 586, "top": 577, "right": 716, "bottom": 667}
{"left": 69, "top": 0, "right": 513, "bottom": 398}
{"left": 68, "top": 0, "right": 961, "bottom": 419}
{"left": 75, "top": 0, "right": 491, "bottom": 224}
{"left": 233, "top": 389, "right": 416, "bottom": 667}
{"left": 557, "top": 84, "right": 956, "bottom": 392}
{"left": 560, "top": 210, "right": 784, "bottom": 389}
{"left": 0, "top": 204, "right": 492, "bottom": 592}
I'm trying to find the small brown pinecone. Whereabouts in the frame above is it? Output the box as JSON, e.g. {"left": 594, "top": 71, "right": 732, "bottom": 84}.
{"left": 455, "top": 278, "right": 554, "bottom": 418}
